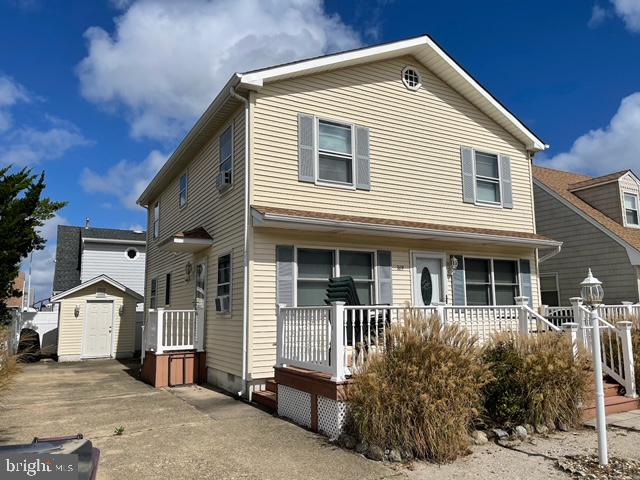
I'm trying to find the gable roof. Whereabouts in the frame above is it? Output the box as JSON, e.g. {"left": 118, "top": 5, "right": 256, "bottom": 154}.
{"left": 137, "top": 34, "right": 546, "bottom": 206}
{"left": 533, "top": 165, "right": 640, "bottom": 253}
{"left": 567, "top": 170, "right": 630, "bottom": 192}
{"left": 51, "top": 274, "right": 143, "bottom": 303}
{"left": 53, "top": 225, "right": 147, "bottom": 293}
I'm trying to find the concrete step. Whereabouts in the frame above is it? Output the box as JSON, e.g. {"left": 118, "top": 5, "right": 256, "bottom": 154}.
{"left": 266, "top": 379, "right": 277, "bottom": 393}
{"left": 583, "top": 395, "right": 639, "bottom": 419}
{"left": 252, "top": 390, "right": 277, "bottom": 411}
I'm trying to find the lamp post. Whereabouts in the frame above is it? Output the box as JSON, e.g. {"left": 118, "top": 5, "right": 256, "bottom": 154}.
{"left": 580, "top": 268, "right": 607, "bottom": 466}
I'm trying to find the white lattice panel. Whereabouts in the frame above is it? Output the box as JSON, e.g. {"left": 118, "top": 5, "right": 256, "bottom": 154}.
{"left": 317, "top": 396, "right": 347, "bottom": 439}
{"left": 278, "top": 385, "right": 311, "bottom": 428}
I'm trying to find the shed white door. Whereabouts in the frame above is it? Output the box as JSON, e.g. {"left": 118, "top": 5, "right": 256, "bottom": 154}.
{"left": 84, "top": 301, "right": 113, "bottom": 357}
{"left": 413, "top": 255, "right": 443, "bottom": 306}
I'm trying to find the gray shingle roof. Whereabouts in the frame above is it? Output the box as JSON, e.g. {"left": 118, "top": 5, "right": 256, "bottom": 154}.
{"left": 52, "top": 225, "right": 147, "bottom": 293}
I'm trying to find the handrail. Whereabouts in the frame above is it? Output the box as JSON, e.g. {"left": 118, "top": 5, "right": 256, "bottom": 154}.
{"left": 524, "top": 305, "right": 561, "bottom": 332}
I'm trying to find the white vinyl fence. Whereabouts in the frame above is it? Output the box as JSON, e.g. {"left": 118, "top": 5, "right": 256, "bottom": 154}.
{"left": 11, "top": 310, "right": 58, "bottom": 355}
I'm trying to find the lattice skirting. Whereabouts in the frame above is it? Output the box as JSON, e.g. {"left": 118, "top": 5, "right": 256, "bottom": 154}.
{"left": 277, "top": 384, "right": 311, "bottom": 428}
{"left": 317, "top": 396, "right": 347, "bottom": 440}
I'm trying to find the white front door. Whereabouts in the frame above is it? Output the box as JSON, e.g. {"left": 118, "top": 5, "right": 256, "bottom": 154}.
{"left": 84, "top": 301, "right": 113, "bottom": 357}
{"left": 413, "top": 255, "right": 443, "bottom": 306}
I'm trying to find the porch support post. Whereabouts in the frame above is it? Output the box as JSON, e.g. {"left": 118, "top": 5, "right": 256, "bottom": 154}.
{"left": 140, "top": 325, "right": 146, "bottom": 363}
{"left": 195, "top": 307, "right": 205, "bottom": 352}
{"left": 435, "top": 302, "right": 447, "bottom": 326}
{"left": 515, "top": 296, "right": 529, "bottom": 335}
{"left": 570, "top": 297, "right": 585, "bottom": 348}
{"left": 330, "top": 301, "right": 346, "bottom": 382}
{"left": 562, "top": 322, "right": 579, "bottom": 359}
{"left": 156, "top": 308, "right": 164, "bottom": 354}
{"left": 622, "top": 301, "right": 634, "bottom": 318}
{"left": 276, "top": 303, "right": 286, "bottom": 368}
{"left": 616, "top": 321, "right": 638, "bottom": 398}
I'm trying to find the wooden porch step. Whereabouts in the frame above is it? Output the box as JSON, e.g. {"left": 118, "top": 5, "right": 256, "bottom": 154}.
{"left": 252, "top": 389, "right": 277, "bottom": 412}
{"left": 266, "top": 379, "right": 277, "bottom": 393}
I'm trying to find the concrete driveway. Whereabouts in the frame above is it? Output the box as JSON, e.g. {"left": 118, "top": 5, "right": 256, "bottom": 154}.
{"left": 0, "top": 360, "right": 401, "bottom": 480}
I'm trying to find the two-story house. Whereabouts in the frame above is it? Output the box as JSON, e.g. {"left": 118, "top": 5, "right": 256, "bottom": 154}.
{"left": 137, "top": 35, "right": 560, "bottom": 400}
{"left": 534, "top": 165, "right": 640, "bottom": 305}
{"left": 50, "top": 225, "right": 146, "bottom": 361}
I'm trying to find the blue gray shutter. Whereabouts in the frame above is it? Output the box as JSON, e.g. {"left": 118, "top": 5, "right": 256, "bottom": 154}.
{"left": 355, "top": 125, "right": 371, "bottom": 191}
{"left": 276, "top": 245, "right": 294, "bottom": 306}
{"left": 519, "top": 259, "right": 532, "bottom": 307}
{"left": 452, "top": 255, "right": 466, "bottom": 305}
{"left": 298, "top": 113, "right": 315, "bottom": 182}
{"left": 376, "top": 250, "right": 392, "bottom": 304}
{"left": 461, "top": 147, "right": 475, "bottom": 203}
{"left": 500, "top": 155, "right": 513, "bottom": 208}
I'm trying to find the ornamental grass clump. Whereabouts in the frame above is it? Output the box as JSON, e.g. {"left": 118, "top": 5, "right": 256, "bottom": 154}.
{"left": 482, "top": 331, "right": 591, "bottom": 428}
{"left": 346, "top": 313, "right": 491, "bottom": 463}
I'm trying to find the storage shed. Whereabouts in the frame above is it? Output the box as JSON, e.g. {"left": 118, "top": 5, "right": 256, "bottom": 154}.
{"left": 51, "top": 275, "right": 143, "bottom": 362}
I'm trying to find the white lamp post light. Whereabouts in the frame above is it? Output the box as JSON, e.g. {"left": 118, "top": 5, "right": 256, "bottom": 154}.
{"left": 580, "top": 268, "right": 607, "bottom": 466}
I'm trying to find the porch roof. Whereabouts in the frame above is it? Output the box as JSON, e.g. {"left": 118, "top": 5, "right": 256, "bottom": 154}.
{"left": 158, "top": 227, "right": 213, "bottom": 253}
{"left": 251, "top": 205, "right": 561, "bottom": 249}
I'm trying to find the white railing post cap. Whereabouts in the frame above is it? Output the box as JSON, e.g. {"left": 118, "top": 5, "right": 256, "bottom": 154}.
{"left": 561, "top": 322, "right": 578, "bottom": 331}
{"left": 330, "top": 300, "right": 346, "bottom": 306}
{"left": 514, "top": 296, "right": 529, "bottom": 305}
{"left": 569, "top": 297, "right": 583, "bottom": 305}
{"left": 616, "top": 320, "right": 633, "bottom": 329}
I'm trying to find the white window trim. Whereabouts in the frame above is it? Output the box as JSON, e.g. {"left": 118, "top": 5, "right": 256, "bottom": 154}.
{"left": 314, "top": 116, "right": 357, "bottom": 190}
{"left": 623, "top": 192, "right": 640, "bottom": 228}
{"left": 463, "top": 256, "right": 521, "bottom": 306}
{"left": 472, "top": 149, "right": 503, "bottom": 208}
{"left": 124, "top": 247, "right": 139, "bottom": 260}
{"left": 293, "top": 246, "right": 377, "bottom": 306}
{"left": 539, "top": 272, "right": 560, "bottom": 306}
{"left": 401, "top": 65, "right": 422, "bottom": 91}
{"left": 179, "top": 172, "right": 188, "bottom": 208}
{"left": 218, "top": 124, "right": 234, "bottom": 191}
{"left": 216, "top": 252, "right": 232, "bottom": 313}
{"left": 150, "top": 277, "right": 158, "bottom": 310}
{"left": 152, "top": 202, "right": 160, "bottom": 239}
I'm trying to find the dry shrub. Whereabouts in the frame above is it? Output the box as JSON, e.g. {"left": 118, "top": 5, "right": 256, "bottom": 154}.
{"left": 483, "top": 331, "right": 591, "bottom": 428}
{"left": 346, "top": 313, "right": 491, "bottom": 463}
{"left": 0, "top": 327, "right": 19, "bottom": 393}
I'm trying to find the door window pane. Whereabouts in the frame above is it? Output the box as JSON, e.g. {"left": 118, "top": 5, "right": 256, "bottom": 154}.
{"left": 476, "top": 179, "right": 500, "bottom": 203}
{"left": 420, "top": 267, "right": 433, "bottom": 305}
{"left": 318, "top": 154, "right": 352, "bottom": 184}
{"left": 319, "top": 121, "right": 351, "bottom": 154}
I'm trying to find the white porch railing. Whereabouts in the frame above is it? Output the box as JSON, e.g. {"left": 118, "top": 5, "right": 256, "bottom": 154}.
{"left": 143, "top": 308, "right": 204, "bottom": 354}
{"left": 276, "top": 297, "right": 561, "bottom": 382}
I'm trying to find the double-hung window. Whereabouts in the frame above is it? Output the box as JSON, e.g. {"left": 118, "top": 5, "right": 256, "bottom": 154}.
{"left": 152, "top": 202, "right": 160, "bottom": 239}
{"left": 465, "top": 258, "right": 519, "bottom": 306}
{"left": 179, "top": 173, "right": 188, "bottom": 207}
{"left": 296, "top": 248, "right": 375, "bottom": 306}
{"left": 217, "top": 254, "right": 231, "bottom": 312}
{"left": 540, "top": 274, "right": 560, "bottom": 307}
{"left": 318, "top": 120, "right": 353, "bottom": 186}
{"left": 219, "top": 126, "right": 233, "bottom": 188}
{"left": 150, "top": 278, "right": 157, "bottom": 309}
{"left": 624, "top": 193, "right": 639, "bottom": 226}
{"left": 475, "top": 152, "right": 501, "bottom": 204}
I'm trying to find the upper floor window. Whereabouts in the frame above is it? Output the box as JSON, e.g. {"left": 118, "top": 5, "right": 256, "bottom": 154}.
{"left": 216, "top": 254, "right": 231, "bottom": 312}
{"left": 475, "top": 152, "right": 501, "bottom": 204}
{"left": 152, "top": 202, "right": 160, "bottom": 239}
{"left": 461, "top": 147, "right": 513, "bottom": 209}
{"left": 179, "top": 173, "right": 188, "bottom": 207}
{"left": 218, "top": 126, "right": 233, "bottom": 189}
{"left": 318, "top": 120, "right": 353, "bottom": 186}
{"left": 624, "top": 192, "right": 639, "bottom": 226}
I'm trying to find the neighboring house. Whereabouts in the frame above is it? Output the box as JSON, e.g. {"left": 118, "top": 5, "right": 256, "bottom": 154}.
{"left": 534, "top": 165, "right": 640, "bottom": 305}
{"left": 6, "top": 271, "right": 26, "bottom": 310}
{"left": 137, "top": 35, "right": 561, "bottom": 396}
{"left": 50, "top": 225, "right": 146, "bottom": 361}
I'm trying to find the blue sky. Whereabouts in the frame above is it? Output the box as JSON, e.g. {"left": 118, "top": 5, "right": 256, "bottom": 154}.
{"left": 1, "top": 0, "right": 639, "bottom": 298}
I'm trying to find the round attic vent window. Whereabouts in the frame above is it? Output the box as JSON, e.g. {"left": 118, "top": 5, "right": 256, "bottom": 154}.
{"left": 125, "top": 248, "right": 138, "bottom": 260}
{"left": 402, "top": 66, "right": 421, "bottom": 91}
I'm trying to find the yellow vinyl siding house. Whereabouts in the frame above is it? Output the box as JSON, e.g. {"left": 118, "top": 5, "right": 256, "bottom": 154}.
{"left": 137, "top": 35, "right": 561, "bottom": 399}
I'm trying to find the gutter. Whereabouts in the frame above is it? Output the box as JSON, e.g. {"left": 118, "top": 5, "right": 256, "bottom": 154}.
{"left": 229, "top": 86, "right": 251, "bottom": 399}
{"left": 538, "top": 244, "right": 562, "bottom": 263}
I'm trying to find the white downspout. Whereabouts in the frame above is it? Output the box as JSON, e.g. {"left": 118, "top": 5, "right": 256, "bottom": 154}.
{"left": 229, "top": 86, "right": 250, "bottom": 398}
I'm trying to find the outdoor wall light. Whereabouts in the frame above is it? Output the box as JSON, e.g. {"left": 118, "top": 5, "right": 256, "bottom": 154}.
{"left": 446, "top": 255, "right": 459, "bottom": 276}
{"left": 580, "top": 268, "right": 604, "bottom": 308}
{"left": 119, "top": 304, "right": 124, "bottom": 316}
{"left": 74, "top": 305, "right": 80, "bottom": 317}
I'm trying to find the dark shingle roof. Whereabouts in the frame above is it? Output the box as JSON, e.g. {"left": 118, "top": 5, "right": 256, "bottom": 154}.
{"left": 53, "top": 226, "right": 147, "bottom": 293}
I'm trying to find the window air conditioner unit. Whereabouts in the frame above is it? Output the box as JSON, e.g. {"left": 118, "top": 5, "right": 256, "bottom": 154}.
{"left": 217, "top": 171, "right": 232, "bottom": 189}
{"left": 215, "top": 295, "right": 230, "bottom": 312}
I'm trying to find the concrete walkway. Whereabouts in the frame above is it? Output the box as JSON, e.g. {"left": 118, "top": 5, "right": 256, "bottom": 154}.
{"left": 583, "top": 409, "right": 640, "bottom": 430}
{"left": 0, "top": 360, "right": 401, "bottom": 480}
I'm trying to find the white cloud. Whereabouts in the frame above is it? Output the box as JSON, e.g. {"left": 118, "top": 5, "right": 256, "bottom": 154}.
{"left": 21, "top": 213, "right": 68, "bottom": 303}
{"left": 538, "top": 92, "right": 640, "bottom": 175}
{"left": 612, "top": 0, "right": 640, "bottom": 32}
{"left": 0, "top": 121, "right": 90, "bottom": 166}
{"left": 81, "top": 149, "right": 167, "bottom": 209}
{"left": 589, "top": 4, "right": 612, "bottom": 28}
{"left": 77, "top": 0, "right": 361, "bottom": 140}
{"left": 0, "top": 75, "right": 30, "bottom": 132}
